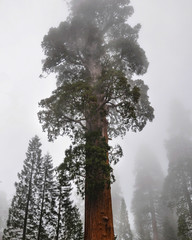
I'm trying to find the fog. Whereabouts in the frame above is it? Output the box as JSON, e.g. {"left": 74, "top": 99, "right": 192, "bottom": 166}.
{"left": 0, "top": 0, "right": 192, "bottom": 232}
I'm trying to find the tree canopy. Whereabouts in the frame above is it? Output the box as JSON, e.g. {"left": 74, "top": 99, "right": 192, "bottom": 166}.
{"left": 38, "top": 1, "right": 154, "bottom": 239}
{"left": 38, "top": 0, "right": 154, "bottom": 143}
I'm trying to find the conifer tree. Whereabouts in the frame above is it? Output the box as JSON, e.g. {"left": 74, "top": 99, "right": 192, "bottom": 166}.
{"left": 132, "top": 147, "right": 163, "bottom": 240}
{"left": 0, "top": 191, "right": 8, "bottom": 240}
{"left": 38, "top": 0, "right": 154, "bottom": 238}
{"left": 37, "top": 153, "right": 56, "bottom": 240}
{"left": 55, "top": 168, "right": 83, "bottom": 240}
{"left": 118, "top": 198, "right": 133, "bottom": 240}
{"left": 163, "top": 102, "right": 192, "bottom": 239}
{"left": 159, "top": 191, "right": 178, "bottom": 240}
{"left": 3, "top": 136, "right": 43, "bottom": 240}
{"left": 111, "top": 179, "right": 123, "bottom": 236}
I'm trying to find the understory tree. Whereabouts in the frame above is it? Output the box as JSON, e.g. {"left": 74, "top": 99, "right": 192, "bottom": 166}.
{"left": 38, "top": 0, "right": 154, "bottom": 239}
{"left": 3, "top": 136, "right": 83, "bottom": 240}
{"left": 118, "top": 198, "right": 133, "bottom": 240}
{"left": 0, "top": 191, "right": 8, "bottom": 240}
{"left": 111, "top": 178, "right": 123, "bottom": 236}
{"left": 132, "top": 147, "right": 164, "bottom": 240}
{"left": 3, "top": 136, "right": 43, "bottom": 240}
{"left": 36, "top": 153, "right": 56, "bottom": 240}
{"left": 111, "top": 181, "right": 132, "bottom": 240}
{"left": 55, "top": 168, "right": 83, "bottom": 240}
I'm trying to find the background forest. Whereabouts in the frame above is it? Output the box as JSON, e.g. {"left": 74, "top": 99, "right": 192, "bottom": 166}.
{"left": 0, "top": 0, "right": 192, "bottom": 239}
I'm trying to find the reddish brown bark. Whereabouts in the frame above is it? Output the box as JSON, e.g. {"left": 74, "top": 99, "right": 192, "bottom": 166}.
{"left": 84, "top": 184, "right": 114, "bottom": 240}
{"left": 84, "top": 118, "right": 114, "bottom": 240}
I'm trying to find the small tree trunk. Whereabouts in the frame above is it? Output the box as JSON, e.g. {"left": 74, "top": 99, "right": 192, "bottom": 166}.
{"left": 55, "top": 187, "right": 62, "bottom": 240}
{"left": 22, "top": 163, "right": 34, "bottom": 240}
{"left": 37, "top": 171, "right": 46, "bottom": 240}
{"left": 84, "top": 118, "right": 114, "bottom": 240}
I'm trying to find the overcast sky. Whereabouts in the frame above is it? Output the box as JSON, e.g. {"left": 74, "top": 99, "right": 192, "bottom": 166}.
{"left": 0, "top": 0, "right": 192, "bottom": 221}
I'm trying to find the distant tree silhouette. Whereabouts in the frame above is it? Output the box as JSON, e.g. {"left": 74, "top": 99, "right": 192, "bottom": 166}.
{"left": 163, "top": 102, "right": 192, "bottom": 239}
{"left": 118, "top": 198, "right": 133, "bottom": 240}
{"left": 132, "top": 147, "right": 164, "bottom": 240}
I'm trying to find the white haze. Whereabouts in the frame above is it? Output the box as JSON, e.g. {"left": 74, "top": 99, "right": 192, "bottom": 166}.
{"left": 0, "top": 0, "right": 192, "bottom": 227}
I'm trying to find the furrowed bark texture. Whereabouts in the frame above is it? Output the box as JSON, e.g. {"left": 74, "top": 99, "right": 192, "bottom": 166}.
{"left": 84, "top": 117, "right": 114, "bottom": 240}
{"left": 84, "top": 183, "right": 114, "bottom": 240}
{"left": 83, "top": 38, "right": 114, "bottom": 239}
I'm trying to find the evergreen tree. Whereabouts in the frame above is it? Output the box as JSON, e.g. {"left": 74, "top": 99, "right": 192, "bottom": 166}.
{"left": 164, "top": 136, "right": 192, "bottom": 239}
{"left": 132, "top": 147, "right": 164, "bottom": 240}
{"left": 164, "top": 102, "right": 192, "bottom": 239}
{"left": 37, "top": 153, "right": 56, "bottom": 240}
{"left": 111, "top": 179, "right": 123, "bottom": 237}
{"left": 118, "top": 198, "right": 133, "bottom": 240}
{"left": 55, "top": 168, "right": 83, "bottom": 240}
{"left": 3, "top": 136, "right": 43, "bottom": 240}
{"left": 38, "top": 0, "right": 154, "bottom": 239}
{"left": 158, "top": 185, "right": 178, "bottom": 240}
{"left": 0, "top": 191, "right": 8, "bottom": 240}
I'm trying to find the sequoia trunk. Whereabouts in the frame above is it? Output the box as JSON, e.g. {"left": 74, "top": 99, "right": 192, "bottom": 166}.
{"left": 84, "top": 183, "right": 114, "bottom": 240}
{"left": 84, "top": 118, "right": 114, "bottom": 240}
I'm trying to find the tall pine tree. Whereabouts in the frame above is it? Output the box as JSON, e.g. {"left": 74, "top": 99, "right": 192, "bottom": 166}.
{"left": 3, "top": 136, "right": 83, "bottom": 240}
{"left": 55, "top": 168, "right": 83, "bottom": 240}
{"left": 118, "top": 198, "right": 133, "bottom": 240}
{"left": 3, "top": 136, "right": 43, "bottom": 240}
{"left": 36, "top": 153, "right": 56, "bottom": 240}
{"left": 38, "top": 0, "right": 154, "bottom": 239}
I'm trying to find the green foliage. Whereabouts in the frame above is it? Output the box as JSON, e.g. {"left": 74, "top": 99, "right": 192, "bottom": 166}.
{"left": 55, "top": 169, "right": 84, "bottom": 240}
{"left": 118, "top": 198, "right": 133, "bottom": 240}
{"left": 59, "top": 130, "right": 123, "bottom": 197}
{"left": 3, "top": 136, "right": 84, "bottom": 240}
{"left": 38, "top": 0, "right": 154, "bottom": 139}
{"left": 36, "top": 153, "right": 57, "bottom": 239}
{"left": 38, "top": 0, "right": 154, "bottom": 199}
{"left": 3, "top": 136, "right": 43, "bottom": 240}
{"left": 0, "top": 191, "right": 8, "bottom": 240}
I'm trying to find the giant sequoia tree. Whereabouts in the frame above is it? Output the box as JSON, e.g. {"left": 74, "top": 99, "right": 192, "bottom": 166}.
{"left": 38, "top": 0, "right": 154, "bottom": 239}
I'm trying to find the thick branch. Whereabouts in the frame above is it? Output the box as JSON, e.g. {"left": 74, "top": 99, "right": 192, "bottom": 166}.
{"left": 62, "top": 114, "right": 86, "bottom": 129}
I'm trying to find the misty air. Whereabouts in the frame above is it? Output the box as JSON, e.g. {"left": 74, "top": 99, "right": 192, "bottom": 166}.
{"left": 0, "top": 0, "right": 192, "bottom": 240}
